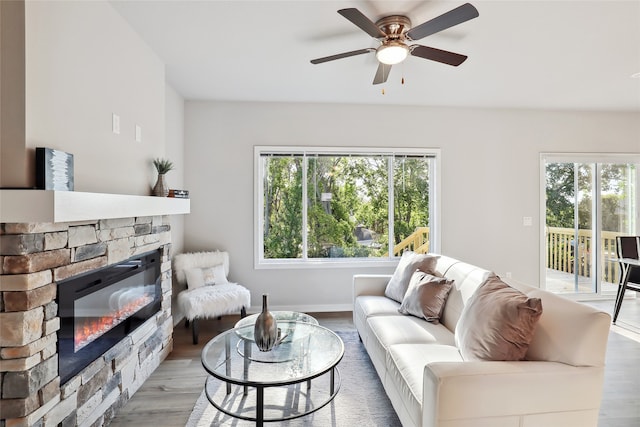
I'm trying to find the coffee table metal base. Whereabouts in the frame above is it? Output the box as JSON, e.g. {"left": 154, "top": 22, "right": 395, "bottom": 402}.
{"left": 204, "top": 368, "right": 341, "bottom": 426}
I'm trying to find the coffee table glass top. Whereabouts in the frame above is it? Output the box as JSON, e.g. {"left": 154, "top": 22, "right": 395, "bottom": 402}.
{"left": 234, "top": 311, "right": 319, "bottom": 346}
{"left": 234, "top": 310, "right": 318, "bottom": 329}
{"left": 201, "top": 322, "right": 344, "bottom": 386}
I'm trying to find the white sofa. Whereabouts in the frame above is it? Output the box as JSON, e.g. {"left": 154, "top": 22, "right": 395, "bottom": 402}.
{"left": 353, "top": 255, "right": 611, "bottom": 427}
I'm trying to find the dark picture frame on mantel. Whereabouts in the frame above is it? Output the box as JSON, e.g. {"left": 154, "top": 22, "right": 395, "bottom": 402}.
{"left": 35, "top": 147, "right": 74, "bottom": 191}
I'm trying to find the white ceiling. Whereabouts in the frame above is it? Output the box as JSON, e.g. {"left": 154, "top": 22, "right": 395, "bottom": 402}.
{"left": 111, "top": 0, "right": 640, "bottom": 112}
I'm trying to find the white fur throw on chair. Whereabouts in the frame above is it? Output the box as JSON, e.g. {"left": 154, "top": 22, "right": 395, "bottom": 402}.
{"left": 173, "top": 251, "right": 251, "bottom": 344}
{"left": 178, "top": 284, "right": 251, "bottom": 321}
{"left": 173, "top": 251, "right": 229, "bottom": 286}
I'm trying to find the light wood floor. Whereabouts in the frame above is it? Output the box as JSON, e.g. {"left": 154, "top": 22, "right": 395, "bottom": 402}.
{"left": 110, "top": 301, "right": 640, "bottom": 427}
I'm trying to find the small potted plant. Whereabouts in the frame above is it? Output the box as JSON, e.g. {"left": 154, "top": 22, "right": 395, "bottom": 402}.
{"left": 152, "top": 158, "right": 174, "bottom": 197}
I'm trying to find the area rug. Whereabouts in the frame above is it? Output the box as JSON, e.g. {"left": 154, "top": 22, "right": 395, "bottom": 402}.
{"left": 185, "top": 330, "right": 402, "bottom": 427}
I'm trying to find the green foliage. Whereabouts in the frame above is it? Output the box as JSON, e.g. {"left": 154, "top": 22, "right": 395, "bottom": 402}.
{"left": 394, "top": 158, "right": 429, "bottom": 243}
{"left": 263, "top": 157, "right": 303, "bottom": 258}
{"left": 262, "top": 154, "right": 432, "bottom": 259}
{"left": 545, "top": 162, "right": 630, "bottom": 230}
{"left": 153, "top": 158, "right": 174, "bottom": 174}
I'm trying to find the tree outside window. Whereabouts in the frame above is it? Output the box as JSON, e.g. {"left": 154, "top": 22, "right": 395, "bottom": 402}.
{"left": 258, "top": 149, "right": 436, "bottom": 263}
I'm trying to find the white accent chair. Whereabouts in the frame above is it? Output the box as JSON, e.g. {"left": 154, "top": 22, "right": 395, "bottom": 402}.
{"left": 174, "top": 251, "right": 251, "bottom": 344}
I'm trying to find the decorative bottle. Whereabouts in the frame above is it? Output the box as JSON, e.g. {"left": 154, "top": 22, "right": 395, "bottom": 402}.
{"left": 254, "top": 294, "right": 278, "bottom": 352}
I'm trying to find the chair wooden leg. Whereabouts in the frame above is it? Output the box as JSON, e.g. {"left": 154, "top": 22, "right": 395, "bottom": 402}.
{"left": 241, "top": 306, "right": 247, "bottom": 318}
{"left": 192, "top": 319, "right": 199, "bottom": 345}
{"left": 185, "top": 319, "right": 190, "bottom": 328}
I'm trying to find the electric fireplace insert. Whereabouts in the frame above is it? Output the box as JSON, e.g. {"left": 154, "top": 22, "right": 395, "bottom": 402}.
{"left": 57, "top": 250, "right": 161, "bottom": 384}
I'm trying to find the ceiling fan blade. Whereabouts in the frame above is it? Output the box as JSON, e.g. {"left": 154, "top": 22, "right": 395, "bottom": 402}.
{"left": 338, "top": 8, "right": 387, "bottom": 39}
{"left": 373, "top": 63, "right": 392, "bottom": 85}
{"left": 310, "top": 48, "right": 374, "bottom": 64}
{"left": 406, "top": 3, "right": 479, "bottom": 41}
{"left": 410, "top": 45, "right": 468, "bottom": 66}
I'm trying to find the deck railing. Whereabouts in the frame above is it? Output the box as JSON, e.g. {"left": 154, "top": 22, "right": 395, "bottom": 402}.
{"left": 393, "top": 227, "right": 430, "bottom": 256}
{"left": 546, "top": 227, "right": 623, "bottom": 284}
{"left": 395, "top": 226, "right": 623, "bottom": 283}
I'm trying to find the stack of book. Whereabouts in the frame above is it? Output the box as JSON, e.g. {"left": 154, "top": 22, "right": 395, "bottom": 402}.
{"left": 168, "top": 189, "right": 189, "bottom": 199}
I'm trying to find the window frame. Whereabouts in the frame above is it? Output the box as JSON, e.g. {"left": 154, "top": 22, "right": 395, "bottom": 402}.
{"left": 254, "top": 146, "right": 441, "bottom": 269}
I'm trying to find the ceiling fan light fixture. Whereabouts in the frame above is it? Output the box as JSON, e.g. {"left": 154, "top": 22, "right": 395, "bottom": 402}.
{"left": 376, "top": 42, "right": 409, "bottom": 65}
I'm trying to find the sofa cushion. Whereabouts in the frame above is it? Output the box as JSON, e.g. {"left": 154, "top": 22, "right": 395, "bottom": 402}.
{"left": 399, "top": 270, "right": 454, "bottom": 323}
{"left": 355, "top": 295, "right": 401, "bottom": 318}
{"left": 386, "top": 343, "right": 463, "bottom": 427}
{"left": 439, "top": 263, "right": 495, "bottom": 333}
{"left": 384, "top": 252, "right": 439, "bottom": 303}
{"left": 455, "top": 276, "right": 543, "bottom": 361}
{"left": 365, "top": 315, "right": 456, "bottom": 387}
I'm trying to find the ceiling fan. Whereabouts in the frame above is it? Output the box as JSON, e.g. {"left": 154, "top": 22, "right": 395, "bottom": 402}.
{"left": 310, "top": 3, "right": 479, "bottom": 85}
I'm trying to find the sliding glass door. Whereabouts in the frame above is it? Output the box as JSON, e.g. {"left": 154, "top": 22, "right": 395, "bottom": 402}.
{"left": 542, "top": 155, "right": 639, "bottom": 296}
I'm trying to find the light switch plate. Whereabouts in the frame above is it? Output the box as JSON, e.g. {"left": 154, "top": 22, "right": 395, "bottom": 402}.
{"left": 135, "top": 125, "right": 142, "bottom": 142}
{"left": 523, "top": 216, "right": 533, "bottom": 227}
{"left": 112, "top": 114, "right": 120, "bottom": 135}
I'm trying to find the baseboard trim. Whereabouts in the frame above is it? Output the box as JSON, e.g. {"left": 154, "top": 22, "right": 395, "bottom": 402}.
{"left": 247, "top": 303, "right": 353, "bottom": 315}
{"left": 171, "top": 304, "right": 352, "bottom": 324}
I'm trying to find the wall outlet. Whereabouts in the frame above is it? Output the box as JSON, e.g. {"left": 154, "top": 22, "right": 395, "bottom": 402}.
{"left": 505, "top": 272, "right": 513, "bottom": 278}
{"left": 112, "top": 113, "right": 120, "bottom": 135}
{"left": 523, "top": 216, "right": 533, "bottom": 227}
{"left": 135, "top": 125, "right": 142, "bottom": 142}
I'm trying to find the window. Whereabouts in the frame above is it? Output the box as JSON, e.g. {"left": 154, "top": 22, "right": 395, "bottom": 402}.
{"left": 541, "top": 153, "right": 639, "bottom": 296}
{"left": 255, "top": 147, "right": 440, "bottom": 266}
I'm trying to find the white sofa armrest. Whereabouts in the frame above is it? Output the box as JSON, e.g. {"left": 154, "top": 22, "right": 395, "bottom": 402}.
{"left": 422, "top": 361, "right": 604, "bottom": 427}
{"left": 353, "top": 274, "right": 391, "bottom": 300}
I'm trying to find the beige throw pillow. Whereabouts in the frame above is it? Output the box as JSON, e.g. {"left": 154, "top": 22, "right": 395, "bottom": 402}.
{"left": 455, "top": 276, "right": 543, "bottom": 361}
{"left": 384, "top": 252, "right": 439, "bottom": 303}
{"left": 399, "top": 270, "right": 454, "bottom": 323}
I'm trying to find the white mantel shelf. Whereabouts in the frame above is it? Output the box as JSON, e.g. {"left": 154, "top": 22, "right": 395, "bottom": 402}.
{"left": 0, "top": 190, "right": 190, "bottom": 223}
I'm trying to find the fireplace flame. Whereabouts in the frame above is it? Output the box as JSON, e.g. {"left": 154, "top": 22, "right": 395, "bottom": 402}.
{"left": 74, "top": 294, "right": 153, "bottom": 351}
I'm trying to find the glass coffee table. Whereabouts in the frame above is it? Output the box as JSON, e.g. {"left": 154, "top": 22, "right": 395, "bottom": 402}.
{"left": 233, "top": 311, "right": 319, "bottom": 362}
{"left": 201, "top": 321, "right": 344, "bottom": 426}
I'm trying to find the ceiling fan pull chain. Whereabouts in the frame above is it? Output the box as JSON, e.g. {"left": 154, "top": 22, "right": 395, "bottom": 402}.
{"left": 382, "top": 88, "right": 385, "bottom": 95}
{"left": 401, "top": 77, "right": 405, "bottom": 85}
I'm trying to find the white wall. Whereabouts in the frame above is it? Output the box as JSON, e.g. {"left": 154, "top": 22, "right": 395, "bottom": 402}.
{"left": 165, "top": 84, "right": 185, "bottom": 255}
{"left": 0, "top": 1, "right": 27, "bottom": 188}
{"left": 184, "top": 101, "right": 640, "bottom": 312}
{"left": 21, "top": 0, "right": 186, "bottom": 280}
{"left": 165, "top": 84, "right": 186, "bottom": 322}
{"left": 25, "top": 0, "right": 165, "bottom": 195}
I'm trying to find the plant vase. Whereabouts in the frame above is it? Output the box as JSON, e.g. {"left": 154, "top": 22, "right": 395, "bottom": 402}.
{"left": 254, "top": 294, "right": 278, "bottom": 352}
{"left": 153, "top": 173, "right": 169, "bottom": 197}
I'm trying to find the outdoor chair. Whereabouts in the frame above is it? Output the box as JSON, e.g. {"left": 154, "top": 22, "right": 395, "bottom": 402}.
{"left": 173, "top": 251, "right": 250, "bottom": 344}
{"left": 613, "top": 236, "right": 640, "bottom": 323}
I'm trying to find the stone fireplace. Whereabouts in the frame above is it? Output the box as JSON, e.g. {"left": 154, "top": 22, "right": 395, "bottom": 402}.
{"left": 0, "top": 215, "right": 175, "bottom": 426}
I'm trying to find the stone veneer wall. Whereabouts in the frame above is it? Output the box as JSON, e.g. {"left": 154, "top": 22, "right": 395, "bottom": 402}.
{"left": 0, "top": 216, "right": 174, "bottom": 427}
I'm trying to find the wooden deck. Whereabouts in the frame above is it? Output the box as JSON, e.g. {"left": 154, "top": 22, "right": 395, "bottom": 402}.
{"left": 545, "top": 268, "right": 624, "bottom": 295}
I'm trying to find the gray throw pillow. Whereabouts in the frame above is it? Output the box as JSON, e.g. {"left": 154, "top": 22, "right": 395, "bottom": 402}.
{"left": 399, "top": 270, "right": 454, "bottom": 323}
{"left": 384, "top": 252, "right": 439, "bottom": 303}
{"left": 455, "top": 276, "right": 543, "bottom": 361}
